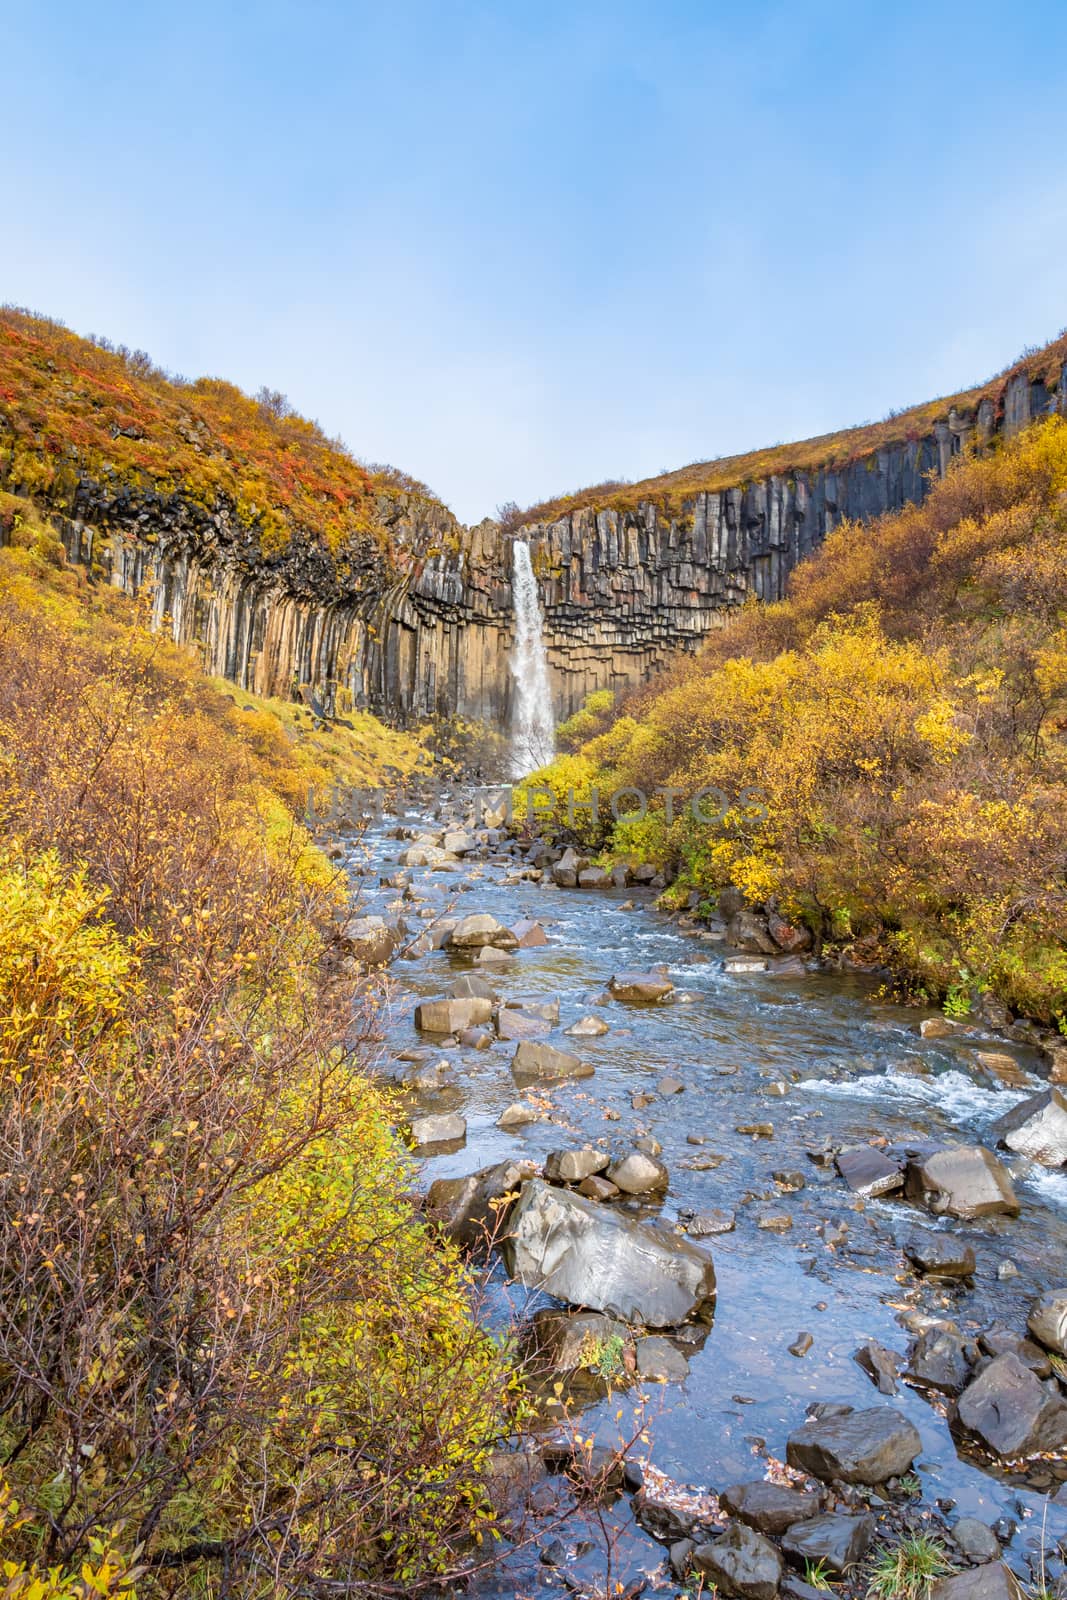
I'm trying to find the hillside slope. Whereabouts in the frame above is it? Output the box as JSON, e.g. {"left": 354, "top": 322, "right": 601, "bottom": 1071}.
{"left": 532, "top": 415, "right": 1067, "bottom": 1023}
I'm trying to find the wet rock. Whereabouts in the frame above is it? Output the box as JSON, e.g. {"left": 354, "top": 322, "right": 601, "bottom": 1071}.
{"left": 528, "top": 1308, "right": 634, "bottom": 1375}
{"left": 727, "top": 910, "right": 779, "bottom": 955}
{"left": 504, "top": 1178, "right": 716, "bottom": 1327}
{"left": 566, "top": 1014, "right": 610, "bottom": 1037}
{"left": 725, "top": 957, "right": 770, "bottom": 974}
{"left": 511, "top": 918, "right": 549, "bottom": 947}
{"left": 634, "top": 1489, "right": 701, "bottom": 1545}
{"left": 693, "top": 1522, "right": 782, "bottom": 1599}
{"left": 608, "top": 1151, "right": 669, "bottom": 1195}
{"left": 904, "top": 1232, "right": 977, "bottom": 1278}
{"left": 767, "top": 910, "right": 813, "bottom": 954}
{"left": 974, "top": 1051, "right": 1029, "bottom": 1088}
{"left": 907, "top": 1328, "right": 972, "bottom": 1394}
{"left": 759, "top": 1212, "right": 793, "bottom": 1233}
{"left": 789, "top": 1332, "right": 814, "bottom": 1357}
{"left": 670, "top": 1538, "right": 697, "bottom": 1578}
{"left": 991, "top": 1088, "right": 1067, "bottom": 1167}
{"left": 544, "top": 1146, "right": 610, "bottom": 1184}
{"left": 551, "top": 847, "right": 583, "bottom": 887}
{"left": 578, "top": 865, "right": 613, "bottom": 888}
{"left": 659, "top": 1075, "right": 686, "bottom": 1095}
{"left": 950, "top": 1518, "right": 1002, "bottom": 1564}
{"left": 921, "top": 1016, "right": 966, "bottom": 1039}
{"left": 836, "top": 1145, "right": 905, "bottom": 1198}
{"left": 451, "top": 972, "right": 497, "bottom": 1001}
{"left": 495, "top": 1007, "right": 550, "bottom": 1042}
{"left": 498, "top": 1101, "right": 540, "bottom": 1130}
{"left": 1026, "top": 1290, "right": 1067, "bottom": 1355}
{"left": 442, "top": 829, "right": 474, "bottom": 855}
{"left": 635, "top": 1134, "right": 663, "bottom": 1156}
{"left": 475, "top": 945, "right": 512, "bottom": 966}
{"left": 447, "top": 913, "right": 519, "bottom": 951}
{"left": 786, "top": 1406, "right": 921, "bottom": 1484}
{"left": 409, "top": 1112, "right": 466, "bottom": 1152}
{"left": 686, "top": 1209, "right": 736, "bottom": 1237}
{"left": 635, "top": 1335, "right": 690, "bottom": 1383}
{"left": 457, "top": 1026, "right": 491, "bottom": 1049}
{"left": 905, "top": 1145, "right": 1020, "bottom": 1219}
{"left": 978, "top": 1329, "right": 1053, "bottom": 1378}
{"left": 721, "top": 1481, "right": 823, "bottom": 1536}
{"left": 404, "top": 1058, "right": 455, "bottom": 1091}
{"left": 577, "top": 1174, "right": 620, "bottom": 1201}
{"left": 415, "top": 995, "right": 493, "bottom": 1034}
{"left": 930, "top": 1563, "right": 1025, "bottom": 1600}
{"left": 738, "top": 1122, "right": 775, "bottom": 1138}
{"left": 956, "top": 1353, "right": 1067, "bottom": 1457}
{"left": 853, "top": 1339, "right": 902, "bottom": 1395}
{"left": 610, "top": 971, "right": 675, "bottom": 1002}
{"left": 425, "top": 1157, "right": 534, "bottom": 1246}
{"left": 339, "top": 914, "right": 400, "bottom": 965}
{"left": 781, "top": 1512, "right": 875, "bottom": 1574}
{"left": 511, "top": 1040, "right": 593, "bottom": 1084}
{"left": 773, "top": 1170, "right": 807, "bottom": 1192}
{"left": 511, "top": 998, "right": 561, "bottom": 1023}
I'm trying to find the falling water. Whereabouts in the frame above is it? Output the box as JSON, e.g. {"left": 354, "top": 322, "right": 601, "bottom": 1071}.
{"left": 509, "top": 539, "right": 555, "bottom": 776}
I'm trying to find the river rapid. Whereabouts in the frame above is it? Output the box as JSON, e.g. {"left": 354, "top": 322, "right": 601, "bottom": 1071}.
{"left": 339, "top": 792, "right": 1067, "bottom": 1599}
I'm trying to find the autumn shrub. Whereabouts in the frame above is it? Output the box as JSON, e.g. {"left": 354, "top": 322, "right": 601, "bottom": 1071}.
{"left": 0, "top": 534, "right": 516, "bottom": 1595}
{"left": 564, "top": 417, "right": 1067, "bottom": 1020}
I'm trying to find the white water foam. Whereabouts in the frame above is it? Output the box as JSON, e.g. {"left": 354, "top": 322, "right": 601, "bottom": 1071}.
{"left": 800, "top": 1067, "right": 1036, "bottom": 1125}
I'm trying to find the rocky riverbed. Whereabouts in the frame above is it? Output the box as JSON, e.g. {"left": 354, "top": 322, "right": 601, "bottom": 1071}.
{"left": 331, "top": 792, "right": 1067, "bottom": 1600}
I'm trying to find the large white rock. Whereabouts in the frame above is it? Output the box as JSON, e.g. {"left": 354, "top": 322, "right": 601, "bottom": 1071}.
{"left": 991, "top": 1087, "right": 1067, "bottom": 1167}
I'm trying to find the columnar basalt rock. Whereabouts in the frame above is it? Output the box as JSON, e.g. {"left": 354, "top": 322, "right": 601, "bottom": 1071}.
{"left": 46, "top": 363, "right": 1067, "bottom": 727}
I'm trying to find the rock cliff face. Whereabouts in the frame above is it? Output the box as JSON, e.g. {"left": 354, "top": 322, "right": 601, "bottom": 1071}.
{"left": 53, "top": 362, "right": 1067, "bottom": 727}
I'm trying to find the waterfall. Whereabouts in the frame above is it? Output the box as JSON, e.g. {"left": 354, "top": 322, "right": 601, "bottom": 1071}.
{"left": 509, "top": 539, "right": 555, "bottom": 776}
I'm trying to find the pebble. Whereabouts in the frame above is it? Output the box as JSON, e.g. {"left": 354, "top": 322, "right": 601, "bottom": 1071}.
{"left": 789, "top": 1332, "right": 814, "bottom": 1357}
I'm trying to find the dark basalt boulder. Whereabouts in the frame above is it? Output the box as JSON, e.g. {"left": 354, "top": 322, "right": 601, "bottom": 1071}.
{"left": 504, "top": 1178, "right": 716, "bottom": 1328}
{"left": 693, "top": 1523, "right": 783, "bottom": 1599}
{"left": 720, "top": 1481, "right": 823, "bottom": 1536}
{"left": 786, "top": 1406, "right": 921, "bottom": 1485}
{"left": 956, "top": 1352, "right": 1067, "bottom": 1458}
{"left": 781, "top": 1512, "right": 875, "bottom": 1574}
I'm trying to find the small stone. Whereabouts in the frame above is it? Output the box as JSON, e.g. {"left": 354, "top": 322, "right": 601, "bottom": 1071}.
{"left": 904, "top": 1232, "right": 977, "bottom": 1279}
{"left": 686, "top": 1209, "right": 736, "bottom": 1237}
{"left": 577, "top": 1174, "right": 620, "bottom": 1201}
{"left": 565, "top": 1014, "right": 610, "bottom": 1037}
{"left": 950, "top": 1518, "right": 1001, "bottom": 1564}
{"left": 511, "top": 1040, "right": 592, "bottom": 1084}
{"left": 773, "top": 1170, "right": 807, "bottom": 1192}
{"left": 1026, "top": 1289, "right": 1067, "bottom": 1355}
{"left": 854, "top": 1339, "right": 902, "bottom": 1395}
{"left": 498, "top": 1102, "right": 539, "bottom": 1129}
{"left": 608, "top": 1151, "right": 669, "bottom": 1195}
{"left": 544, "top": 1146, "right": 610, "bottom": 1185}
{"left": 610, "top": 971, "right": 675, "bottom": 1002}
{"left": 658, "top": 1075, "right": 686, "bottom": 1095}
{"left": 781, "top": 1512, "right": 875, "bottom": 1574}
{"left": 836, "top": 1144, "right": 904, "bottom": 1198}
{"left": 408, "top": 1112, "right": 466, "bottom": 1151}
{"left": 721, "top": 1480, "right": 823, "bottom": 1536}
{"left": 789, "top": 1332, "right": 814, "bottom": 1357}
{"left": 758, "top": 1212, "right": 793, "bottom": 1233}
{"left": 635, "top": 1335, "right": 690, "bottom": 1383}
{"left": 737, "top": 1123, "right": 775, "bottom": 1139}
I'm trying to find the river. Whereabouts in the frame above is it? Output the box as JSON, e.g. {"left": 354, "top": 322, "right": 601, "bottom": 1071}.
{"left": 340, "top": 793, "right": 1067, "bottom": 1598}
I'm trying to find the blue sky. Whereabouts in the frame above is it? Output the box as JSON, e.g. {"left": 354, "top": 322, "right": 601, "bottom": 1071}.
{"left": 5, "top": 1, "right": 1067, "bottom": 522}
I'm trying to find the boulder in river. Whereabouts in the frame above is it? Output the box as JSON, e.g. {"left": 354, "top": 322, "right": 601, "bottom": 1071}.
{"left": 447, "top": 913, "right": 519, "bottom": 951}
{"left": 950, "top": 1519, "right": 1002, "bottom": 1564}
{"left": 451, "top": 972, "right": 497, "bottom": 1001}
{"left": 408, "top": 1112, "right": 466, "bottom": 1152}
{"left": 990, "top": 1087, "right": 1067, "bottom": 1167}
{"left": 607, "top": 1150, "right": 669, "bottom": 1195}
{"left": 836, "top": 1144, "right": 905, "bottom": 1198}
{"left": 565, "top": 1014, "right": 610, "bottom": 1037}
{"left": 551, "top": 847, "right": 583, "bottom": 887}
{"left": 544, "top": 1146, "right": 610, "bottom": 1184}
{"left": 635, "top": 1335, "right": 690, "bottom": 1383}
{"left": 956, "top": 1352, "right": 1067, "bottom": 1457}
{"left": 904, "top": 1232, "right": 977, "bottom": 1278}
{"left": 511, "top": 918, "right": 549, "bottom": 947}
{"left": 609, "top": 971, "right": 675, "bottom": 1002}
{"left": 726, "top": 909, "right": 779, "bottom": 955}
{"left": 904, "top": 1145, "right": 1019, "bottom": 1219}
{"left": 721, "top": 1481, "right": 823, "bottom": 1536}
{"left": 339, "top": 914, "right": 400, "bottom": 965}
{"left": 504, "top": 1178, "right": 716, "bottom": 1327}
{"left": 781, "top": 1512, "right": 875, "bottom": 1574}
{"left": 786, "top": 1406, "right": 921, "bottom": 1484}
{"left": 1026, "top": 1289, "right": 1067, "bottom": 1355}
{"left": 578, "top": 866, "right": 612, "bottom": 888}
{"left": 526, "top": 1308, "right": 634, "bottom": 1376}
{"left": 495, "top": 1008, "right": 550, "bottom": 1042}
{"left": 498, "top": 1101, "right": 540, "bottom": 1130}
{"left": 906, "top": 1328, "right": 971, "bottom": 1394}
{"left": 511, "top": 1040, "right": 593, "bottom": 1084}
{"left": 931, "top": 1566, "right": 1025, "bottom": 1600}
{"left": 692, "top": 1523, "right": 782, "bottom": 1599}
{"left": 414, "top": 995, "right": 493, "bottom": 1034}
{"left": 425, "top": 1158, "right": 536, "bottom": 1247}
{"left": 853, "top": 1339, "right": 902, "bottom": 1395}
